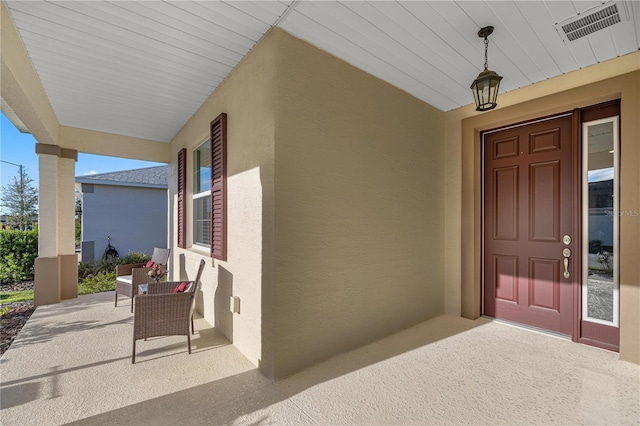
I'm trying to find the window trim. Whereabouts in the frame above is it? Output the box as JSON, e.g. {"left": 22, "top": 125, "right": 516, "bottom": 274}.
{"left": 192, "top": 140, "right": 211, "bottom": 248}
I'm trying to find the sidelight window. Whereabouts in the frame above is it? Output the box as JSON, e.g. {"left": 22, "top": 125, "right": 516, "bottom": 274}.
{"left": 582, "top": 116, "right": 619, "bottom": 327}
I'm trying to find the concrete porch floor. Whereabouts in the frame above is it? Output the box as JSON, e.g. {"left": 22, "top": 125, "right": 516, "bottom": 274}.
{"left": 1, "top": 292, "right": 638, "bottom": 425}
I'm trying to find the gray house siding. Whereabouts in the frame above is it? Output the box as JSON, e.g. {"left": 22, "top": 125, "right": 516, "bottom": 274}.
{"left": 82, "top": 185, "right": 167, "bottom": 261}
{"left": 76, "top": 166, "right": 168, "bottom": 262}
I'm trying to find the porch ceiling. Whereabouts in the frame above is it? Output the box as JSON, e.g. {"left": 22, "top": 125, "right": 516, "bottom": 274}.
{"left": 3, "top": 0, "right": 639, "bottom": 143}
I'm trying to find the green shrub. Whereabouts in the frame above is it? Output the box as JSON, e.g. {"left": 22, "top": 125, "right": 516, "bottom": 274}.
{"left": 77, "top": 251, "right": 151, "bottom": 297}
{"left": 77, "top": 251, "right": 151, "bottom": 280}
{"left": 77, "top": 261, "right": 98, "bottom": 280}
{"left": 0, "top": 229, "right": 38, "bottom": 284}
{"left": 78, "top": 271, "right": 116, "bottom": 295}
{"left": 118, "top": 252, "right": 151, "bottom": 265}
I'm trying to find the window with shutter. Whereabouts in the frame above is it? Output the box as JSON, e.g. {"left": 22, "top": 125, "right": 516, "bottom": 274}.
{"left": 210, "top": 113, "right": 227, "bottom": 260}
{"left": 177, "top": 148, "right": 186, "bottom": 249}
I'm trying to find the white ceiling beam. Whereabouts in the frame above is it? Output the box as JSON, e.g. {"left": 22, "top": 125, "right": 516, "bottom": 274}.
{"left": 0, "top": 1, "right": 58, "bottom": 145}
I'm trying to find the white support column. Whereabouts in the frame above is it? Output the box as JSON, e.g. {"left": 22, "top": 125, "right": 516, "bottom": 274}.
{"left": 58, "top": 156, "right": 76, "bottom": 255}
{"left": 34, "top": 144, "right": 78, "bottom": 306}
{"left": 38, "top": 153, "right": 59, "bottom": 257}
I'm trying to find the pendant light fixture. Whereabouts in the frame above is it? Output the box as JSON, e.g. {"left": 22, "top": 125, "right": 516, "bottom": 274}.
{"left": 470, "top": 26, "right": 503, "bottom": 111}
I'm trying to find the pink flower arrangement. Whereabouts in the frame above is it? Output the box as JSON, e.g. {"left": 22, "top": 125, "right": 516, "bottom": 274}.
{"left": 147, "top": 263, "right": 164, "bottom": 282}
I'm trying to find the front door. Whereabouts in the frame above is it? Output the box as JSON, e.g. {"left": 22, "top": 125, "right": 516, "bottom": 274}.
{"left": 483, "top": 114, "right": 575, "bottom": 336}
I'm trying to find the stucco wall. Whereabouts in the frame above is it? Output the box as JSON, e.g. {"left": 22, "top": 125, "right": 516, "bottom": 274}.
{"left": 168, "top": 29, "right": 278, "bottom": 375}
{"left": 271, "top": 29, "right": 446, "bottom": 379}
{"left": 81, "top": 184, "right": 168, "bottom": 260}
{"left": 444, "top": 53, "right": 640, "bottom": 363}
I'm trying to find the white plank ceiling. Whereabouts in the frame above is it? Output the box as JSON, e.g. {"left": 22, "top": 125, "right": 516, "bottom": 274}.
{"left": 4, "top": 1, "right": 639, "bottom": 143}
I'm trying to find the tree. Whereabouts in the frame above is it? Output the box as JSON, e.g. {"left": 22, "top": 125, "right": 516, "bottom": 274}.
{"left": 0, "top": 167, "right": 38, "bottom": 230}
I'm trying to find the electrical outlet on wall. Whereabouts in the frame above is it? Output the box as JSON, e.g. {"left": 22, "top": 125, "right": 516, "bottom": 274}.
{"left": 230, "top": 296, "right": 240, "bottom": 314}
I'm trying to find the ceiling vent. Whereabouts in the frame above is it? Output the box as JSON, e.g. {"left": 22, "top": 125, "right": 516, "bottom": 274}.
{"left": 555, "top": 1, "right": 630, "bottom": 43}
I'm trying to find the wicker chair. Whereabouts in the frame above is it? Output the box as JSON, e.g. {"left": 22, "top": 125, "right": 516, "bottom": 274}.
{"left": 132, "top": 259, "right": 206, "bottom": 363}
{"left": 115, "top": 247, "right": 170, "bottom": 312}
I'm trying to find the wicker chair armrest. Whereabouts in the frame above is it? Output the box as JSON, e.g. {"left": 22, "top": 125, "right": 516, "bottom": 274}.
{"left": 131, "top": 265, "right": 166, "bottom": 284}
{"left": 116, "top": 263, "right": 145, "bottom": 276}
{"left": 147, "top": 281, "right": 186, "bottom": 295}
{"left": 131, "top": 267, "right": 153, "bottom": 284}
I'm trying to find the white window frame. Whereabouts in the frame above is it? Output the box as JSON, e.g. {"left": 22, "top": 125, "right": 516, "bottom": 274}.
{"left": 193, "top": 139, "right": 211, "bottom": 248}
{"left": 582, "top": 116, "right": 619, "bottom": 327}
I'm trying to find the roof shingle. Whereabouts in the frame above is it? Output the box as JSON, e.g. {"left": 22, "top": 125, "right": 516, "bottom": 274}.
{"left": 75, "top": 165, "right": 168, "bottom": 188}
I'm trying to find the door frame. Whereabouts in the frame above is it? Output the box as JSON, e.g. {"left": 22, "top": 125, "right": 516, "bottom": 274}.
{"left": 479, "top": 101, "right": 621, "bottom": 349}
{"left": 576, "top": 100, "right": 621, "bottom": 351}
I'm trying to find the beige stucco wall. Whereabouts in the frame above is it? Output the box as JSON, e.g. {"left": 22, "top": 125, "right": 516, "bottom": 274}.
{"left": 444, "top": 53, "right": 640, "bottom": 363}
{"left": 167, "top": 28, "right": 447, "bottom": 379}
{"left": 271, "top": 29, "right": 446, "bottom": 379}
{"left": 168, "top": 29, "right": 278, "bottom": 374}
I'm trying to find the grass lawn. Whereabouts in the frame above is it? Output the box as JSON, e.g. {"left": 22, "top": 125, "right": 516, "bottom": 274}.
{"left": 0, "top": 290, "right": 34, "bottom": 304}
{"left": 0, "top": 290, "right": 34, "bottom": 317}
{"left": 0, "top": 271, "right": 116, "bottom": 304}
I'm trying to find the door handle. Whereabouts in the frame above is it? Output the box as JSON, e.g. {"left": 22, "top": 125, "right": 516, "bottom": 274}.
{"left": 562, "top": 248, "right": 571, "bottom": 279}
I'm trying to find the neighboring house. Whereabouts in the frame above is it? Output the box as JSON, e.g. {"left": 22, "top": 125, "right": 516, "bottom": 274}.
{"left": 75, "top": 166, "right": 168, "bottom": 262}
{"left": 588, "top": 179, "right": 615, "bottom": 253}
{"left": 2, "top": 1, "right": 639, "bottom": 383}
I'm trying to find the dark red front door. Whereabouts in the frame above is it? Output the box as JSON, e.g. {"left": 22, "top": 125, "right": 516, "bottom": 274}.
{"left": 483, "top": 115, "right": 574, "bottom": 335}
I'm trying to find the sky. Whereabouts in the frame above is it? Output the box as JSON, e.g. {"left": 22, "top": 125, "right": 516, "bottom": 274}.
{"left": 588, "top": 168, "right": 614, "bottom": 183}
{"left": 1, "top": 112, "right": 164, "bottom": 211}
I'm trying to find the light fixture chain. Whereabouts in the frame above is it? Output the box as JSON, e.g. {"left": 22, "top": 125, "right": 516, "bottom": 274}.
{"left": 484, "top": 37, "right": 489, "bottom": 70}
